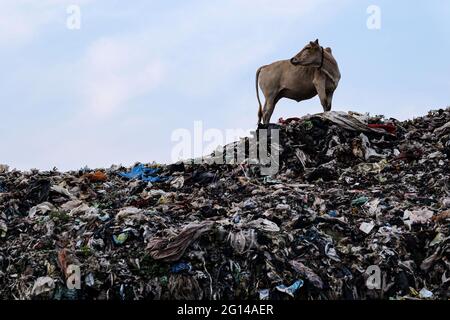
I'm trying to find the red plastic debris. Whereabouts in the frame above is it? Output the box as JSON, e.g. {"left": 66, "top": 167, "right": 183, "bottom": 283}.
{"left": 368, "top": 123, "right": 397, "bottom": 134}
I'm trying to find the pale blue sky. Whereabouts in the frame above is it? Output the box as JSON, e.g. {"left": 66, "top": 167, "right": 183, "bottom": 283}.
{"left": 1, "top": 0, "right": 449, "bottom": 170}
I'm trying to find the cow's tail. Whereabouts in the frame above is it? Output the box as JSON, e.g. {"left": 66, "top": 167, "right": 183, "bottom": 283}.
{"left": 256, "top": 66, "right": 264, "bottom": 125}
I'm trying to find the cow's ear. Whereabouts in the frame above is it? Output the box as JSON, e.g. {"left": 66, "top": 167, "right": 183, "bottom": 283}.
{"left": 314, "top": 39, "right": 319, "bottom": 45}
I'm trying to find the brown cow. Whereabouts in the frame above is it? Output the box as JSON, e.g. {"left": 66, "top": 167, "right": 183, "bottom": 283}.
{"left": 256, "top": 39, "right": 341, "bottom": 125}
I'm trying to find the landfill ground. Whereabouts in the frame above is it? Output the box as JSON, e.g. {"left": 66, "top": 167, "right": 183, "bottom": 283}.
{"left": 0, "top": 109, "right": 449, "bottom": 300}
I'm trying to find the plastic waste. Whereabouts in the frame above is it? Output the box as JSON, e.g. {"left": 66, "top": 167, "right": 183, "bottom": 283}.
{"left": 276, "top": 280, "right": 304, "bottom": 298}
{"left": 119, "top": 164, "right": 165, "bottom": 182}
{"left": 0, "top": 108, "right": 449, "bottom": 300}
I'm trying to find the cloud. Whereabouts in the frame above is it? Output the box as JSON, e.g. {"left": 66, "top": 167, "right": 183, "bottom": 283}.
{"left": 127, "top": 0, "right": 333, "bottom": 98}
{"left": 10, "top": 0, "right": 335, "bottom": 117}
{"left": 75, "top": 0, "right": 325, "bottom": 116}
{"left": 228, "top": 0, "right": 330, "bottom": 17}
{"left": 81, "top": 36, "right": 166, "bottom": 116}
{"left": 0, "top": 0, "right": 92, "bottom": 47}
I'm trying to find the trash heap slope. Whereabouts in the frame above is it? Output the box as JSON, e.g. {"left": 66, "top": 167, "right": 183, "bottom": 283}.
{"left": 0, "top": 108, "right": 449, "bottom": 300}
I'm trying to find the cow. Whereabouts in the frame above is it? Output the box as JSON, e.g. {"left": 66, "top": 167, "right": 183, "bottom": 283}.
{"left": 256, "top": 39, "right": 341, "bottom": 125}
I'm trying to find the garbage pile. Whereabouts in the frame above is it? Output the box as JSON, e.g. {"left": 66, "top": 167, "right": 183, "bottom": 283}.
{"left": 0, "top": 109, "right": 449, "bottom": 300}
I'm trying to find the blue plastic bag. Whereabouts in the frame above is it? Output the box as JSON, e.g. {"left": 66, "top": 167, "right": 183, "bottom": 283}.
{"left": 119, "top": 164, "right": 165, "bottom": 182}
{"left": 170, "top": 262, "right": 192, "bottom": 273}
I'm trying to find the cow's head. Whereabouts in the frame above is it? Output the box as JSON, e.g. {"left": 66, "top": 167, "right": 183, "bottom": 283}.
{"left": 291, "top": 39, "right": 323, "bottom": 67}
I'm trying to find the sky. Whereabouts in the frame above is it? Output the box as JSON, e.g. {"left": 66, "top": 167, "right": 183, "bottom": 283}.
{"left": 1, "top": 0, "right": 449, "bottom": 170}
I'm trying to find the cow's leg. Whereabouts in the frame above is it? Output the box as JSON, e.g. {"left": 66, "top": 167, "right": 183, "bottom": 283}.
{"left": 258, "top": 100, "right": 268, "bottom": 126}
{"left": 313, "top": 77, "right": 330, "bottom": 112}
{"left": 325, "top": 90, "right": 334, "bottom": 112}
{"left": 262, "top": 95, "right": 277, "bottom": 125}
